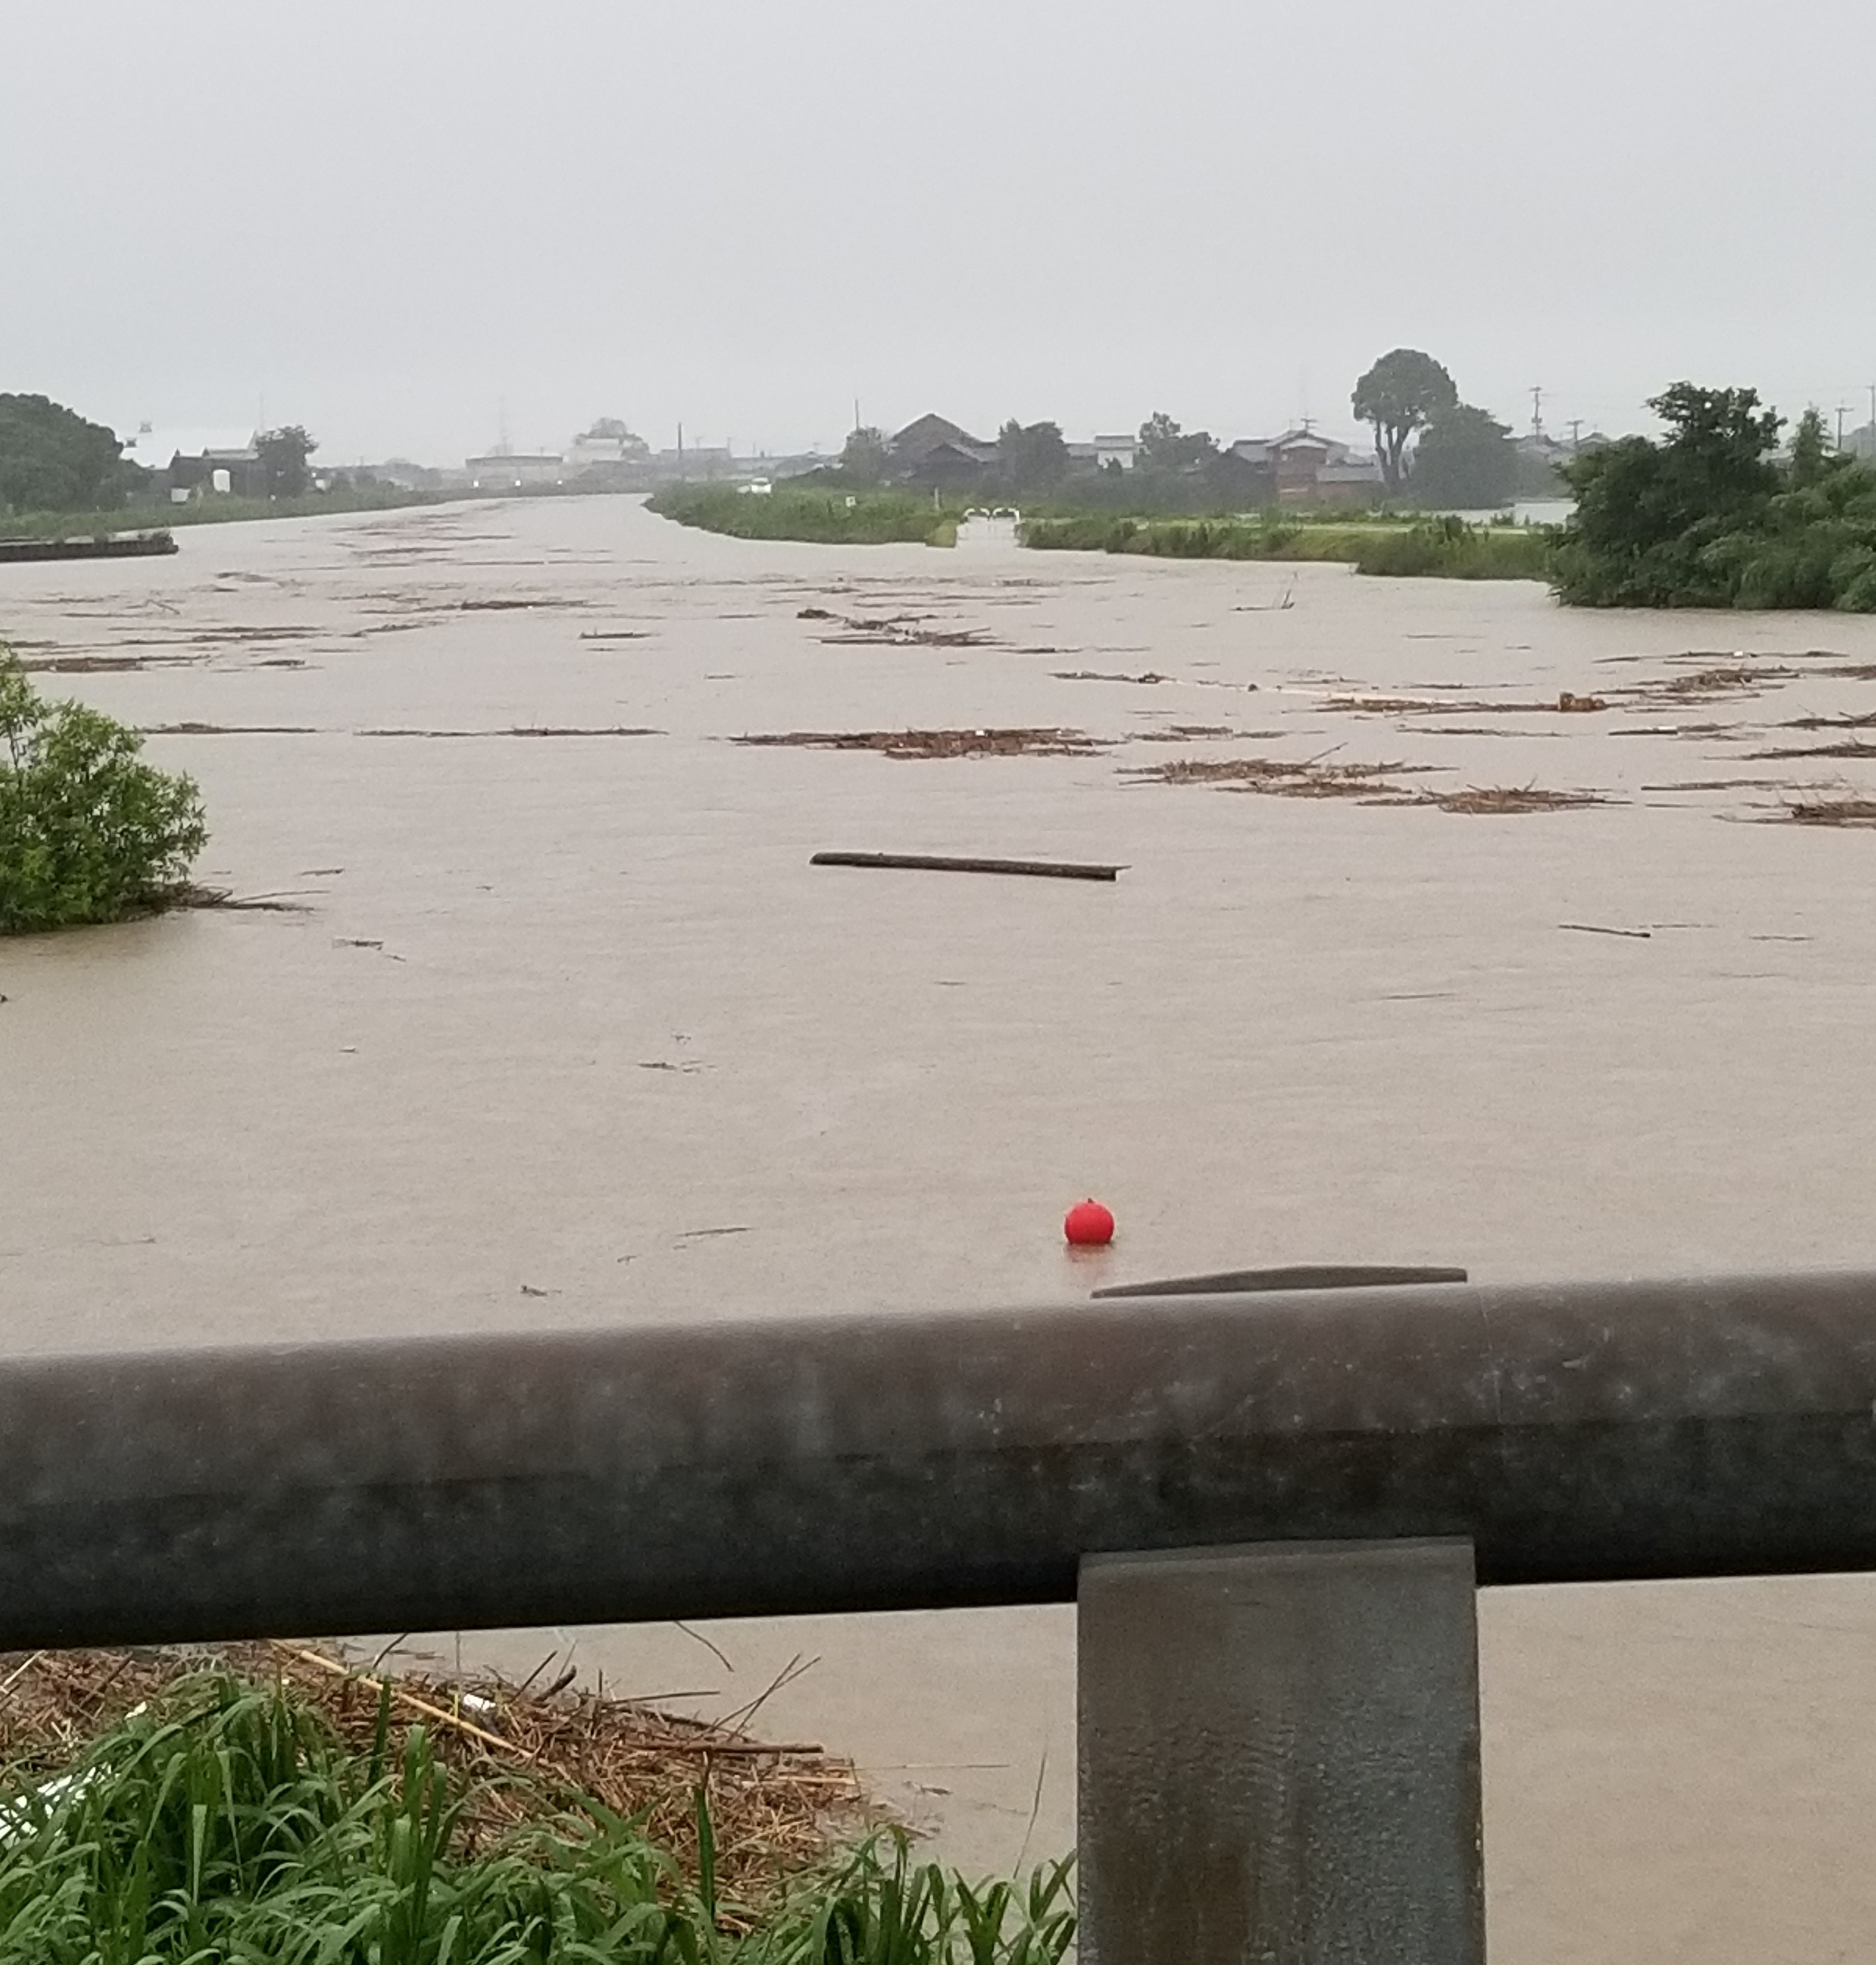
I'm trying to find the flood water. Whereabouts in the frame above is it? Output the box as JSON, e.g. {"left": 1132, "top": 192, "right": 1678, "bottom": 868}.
{"left": 6, "top": 495, "right": 1876, "bottom": 1962}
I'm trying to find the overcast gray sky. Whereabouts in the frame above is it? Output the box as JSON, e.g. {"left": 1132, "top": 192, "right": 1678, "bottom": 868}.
{"left": 6, "top": 1, "right": 1874, "bottom": 464}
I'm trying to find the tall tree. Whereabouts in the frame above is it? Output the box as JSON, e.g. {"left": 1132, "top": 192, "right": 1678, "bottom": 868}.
{"left": 1787, "top": 406, "right": 1830, "bottom": 488}
{"left": 838, "top": 425, "right": 889, "bottom": 484}
{"left": 0, "top": 395, "right": 127, "bottom": 513}
{"left": 1352, "top": 351, "right": 1458, "bottom": 493}
{"left": 1410, "top": 403, "right": 1517, "bottom": 510}
{"left": 1136, "top": 412, "right": 1217, "bottom": 474}
{"left": 997, "top": 419, "right": 1067, "bottom": 491}
{"left": 1553, "top": 383, "right": 1786, "bottom": 606}
{"left": 256, "top": 425, "right": 317, "bottom": 497}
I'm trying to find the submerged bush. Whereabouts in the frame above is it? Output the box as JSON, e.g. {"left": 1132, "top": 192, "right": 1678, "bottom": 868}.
{"left": 1353, "top": 518, "right": 1551, "bottom": 580}
{"left": 0, "top": 650, "right": 207, "bottom": 932}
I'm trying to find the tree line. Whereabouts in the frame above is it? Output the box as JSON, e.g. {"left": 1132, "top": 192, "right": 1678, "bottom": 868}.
{"left": 0, "top": 396, "right": 321, "bottom": 517}
{"left": 828, "top": 350, "right": 1549, "bottom": 512}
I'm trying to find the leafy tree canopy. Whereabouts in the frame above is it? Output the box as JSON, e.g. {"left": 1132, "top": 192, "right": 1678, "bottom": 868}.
{"left": 1136, "top": 412, "right": 1218, "bottom": 474}
{"left": 1552, "top": 383, "right": 1876, "bottom": 610}
{"left": 1410, "top": 403, "right": 1517, "bottom": 511}
{"left": 0, "top": 652, "right": 208, "bottom": 932}
{"left": 256, "top": 425, "right": 317, "bottom": 498}
{"left": 838, "top": 425, "right": 890, "bottom": 485}
{"left": 997, "top": 419, "right": 1068, "bottom": 491}
{"left": 1352, "top": 351, "right": 1458, "bottom": 493}
{"left": 0, "top": 395, "right": 131, "bottom": 514}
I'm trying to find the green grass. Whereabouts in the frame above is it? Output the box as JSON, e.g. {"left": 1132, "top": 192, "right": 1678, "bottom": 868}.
{"left": 1020, "top": 511, "right": 1552, "bottom": 579}
{"left": 0, "top": 484, "right": 452, "bottom": 539}
{"left": 0, "top": 1674, "right": 1075, "bottom": 1965}
{"left": 649, "top": 484, "right": 958, "bottom": 547}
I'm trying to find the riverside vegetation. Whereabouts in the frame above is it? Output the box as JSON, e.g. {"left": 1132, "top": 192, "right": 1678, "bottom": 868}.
{"left": 652, "top": 485, "right": 1549, "bottom": 580}
{"left": 0, "top": 652, "right": 207, "bottom": 932}
{"left": 1019, "top": 512, "right": 1550, "bottom": 579}
{"left": 1553, "top": 385, "right": 1876, "bottom": 610}
{"left": 649, "top": 484, "right": 958, "bottom": 547}
{"left": 0, "top": 1668, "right": 1075, "bottom": 1965}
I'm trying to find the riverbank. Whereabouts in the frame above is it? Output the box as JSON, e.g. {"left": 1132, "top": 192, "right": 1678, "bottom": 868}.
{"left": 0, "top": 483, "right": 453, "bottom": 539}
{"left": 0, "top": 528, "right": 175, "bottom": 563}
{"left": 0, "top": 1645, "right": 1073, "bottom": 1964}
{"left": 650, "top": 482, "right": 957, "bottom": 546}
{"left": 1021, "top": 512, "right": 1551, "bottom": 579}
{"left": 647, "top": 486, "right": 1551, "bottom": 580}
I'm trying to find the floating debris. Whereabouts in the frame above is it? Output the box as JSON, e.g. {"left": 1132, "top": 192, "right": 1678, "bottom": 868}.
{"left": 733, "top": 728, "right": 1104, "bottom": 758}
{"left": 1125, "top": 755, "right": 1426, "bottom": 798}
{"left": 1780, "top": 797, "right": 1876, "bottom": 826}
{"left": 1747, "top": 739, "right": 1876, "bottom": 761}
{"left": 358, "top": 725, "right": 662, "bottom": 739}
{"left": 811, "top": 851, "right": 1120, "bottom": 882}
{"left": 1413, "top": 785, "right": 1613, "bottom": 815}
{"left": 0, "top": 1643, "right": 865, "bottom": 1905}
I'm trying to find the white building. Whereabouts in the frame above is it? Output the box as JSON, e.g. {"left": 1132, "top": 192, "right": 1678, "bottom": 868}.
{"left": 121, "top": 424, "right": 261, "bottom": 498}
{"left": 466, "top": 451, "right": 564, "bottom": 491}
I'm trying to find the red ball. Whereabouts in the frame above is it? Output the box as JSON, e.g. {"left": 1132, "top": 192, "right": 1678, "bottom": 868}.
{"left": 1064, "top": 1198, "right": 1116, "bottom": 1246}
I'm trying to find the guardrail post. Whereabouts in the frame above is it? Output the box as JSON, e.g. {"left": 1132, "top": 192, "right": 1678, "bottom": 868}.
{"left": 1078, "top": 1539, "right": 1484, "bottom": 1965}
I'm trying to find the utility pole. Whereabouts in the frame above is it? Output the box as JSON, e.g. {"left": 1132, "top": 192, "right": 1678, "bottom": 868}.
{"left": 1836, "top": 403, "right": 1852, "bottom": 451}
{"left": 1529, "top": 385, "right": 1545, "bottom": 441}
{"left": 677, "top": 421, "right": 684, "bottom": 477}
{"left": 1567, "top": 418, "right": 1584, "bottom": 451}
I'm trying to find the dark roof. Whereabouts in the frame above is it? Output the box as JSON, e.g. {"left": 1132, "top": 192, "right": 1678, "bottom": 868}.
{"left": 890, "top": 413, "right": 987, "bottom": 461}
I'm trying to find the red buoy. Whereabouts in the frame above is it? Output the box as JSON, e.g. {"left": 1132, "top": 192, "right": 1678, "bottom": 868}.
{"left": 1064, "top": 1198, "right": 1116, "bottom": 1246}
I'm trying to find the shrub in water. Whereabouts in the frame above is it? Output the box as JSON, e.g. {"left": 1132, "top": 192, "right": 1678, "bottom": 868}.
{"left": 0, "top": 650, "right": 207, "bottom": 932}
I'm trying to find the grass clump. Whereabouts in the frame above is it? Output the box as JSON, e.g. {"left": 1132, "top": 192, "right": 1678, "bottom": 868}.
{"left": 0, "top": 1666, "right": 1076, "bottom": 1965}
{"left": 1351, "top": 517, "right": 1552, "bottom": 580}
{"left": 1020, "top": 510, "right": 1550, "bottom": 579}
{"left": 0, "top": 650, "right": 207, "bottom": 933}
{"left": 649, "top": 485, "right": 957, "bottom": 548}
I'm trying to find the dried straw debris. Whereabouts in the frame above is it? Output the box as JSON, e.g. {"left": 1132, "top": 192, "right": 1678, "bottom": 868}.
{"left": 732, "top": 728, "right": 1105, "bottom": 758}
{"left": 0, "top": 1642, "right": 870, "bottom": 1903}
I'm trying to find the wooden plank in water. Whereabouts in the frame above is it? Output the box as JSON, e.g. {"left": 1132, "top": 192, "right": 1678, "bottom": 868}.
{"left": 1094, "top": 1264, "right": 1468, "bottom": 1300}
{"left": 811, "top": 851, "right": 1121, "bottom": 882}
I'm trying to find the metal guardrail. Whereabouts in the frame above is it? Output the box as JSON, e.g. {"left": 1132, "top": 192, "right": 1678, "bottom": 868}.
{"left": 5, "top": 1269, "right": 1875, "bottom": 1964}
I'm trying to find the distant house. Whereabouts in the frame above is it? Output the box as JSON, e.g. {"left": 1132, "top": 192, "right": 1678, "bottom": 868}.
{"left": 121, "top": 425, "right": 263, "bottom": 500}
{"left": 566, "top": 422, "right": 651, "bottom": 485}
{"left": 888, "top": 414, "right": 997, "bottom": 484}
{"left": 466, "top": 451, "right": 564, "bottom": 491}
{"left": 1092, "top": 433, "right": 1137, "bottom": 471}
{"left": 1229, "top": 429, "right": 1381, "bottom": 504}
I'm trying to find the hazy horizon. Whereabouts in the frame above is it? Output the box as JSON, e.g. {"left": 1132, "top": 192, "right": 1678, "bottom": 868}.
{"left": 6, "top": 1, "right": 1875, "bottom": 466}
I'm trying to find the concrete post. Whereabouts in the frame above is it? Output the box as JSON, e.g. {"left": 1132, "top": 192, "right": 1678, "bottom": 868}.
{"left": 1078, "top": 1539, "right": 1484, "bottom": 1965}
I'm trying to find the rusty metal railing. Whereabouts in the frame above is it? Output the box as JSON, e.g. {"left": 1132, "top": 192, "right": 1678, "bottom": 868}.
{"left": 6, "top": 1270, "right": 1875, "bottom": 1964}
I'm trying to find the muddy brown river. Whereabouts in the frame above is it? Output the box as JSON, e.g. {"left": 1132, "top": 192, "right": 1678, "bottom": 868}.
{"left": 6, "top": 496, "right": 1876, "bottom": 1962}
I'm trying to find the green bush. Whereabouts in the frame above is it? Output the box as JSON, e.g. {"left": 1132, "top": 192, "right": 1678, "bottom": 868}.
{"left": 1353, "top": 518, "right": 1552, "bottom": 580}
{"left": 0, "top": 652, "right": 207, "bottom": 932}
{"left": 0, "top": 1675, "right": 1078, "bottom": 1965}
{"left": 1552, "top": 387, "right": 1876, "bottom": 611}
